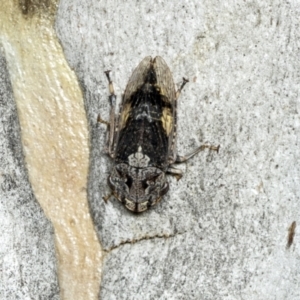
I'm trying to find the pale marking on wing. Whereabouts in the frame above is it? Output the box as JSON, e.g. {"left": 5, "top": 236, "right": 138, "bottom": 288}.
{"left": 161, "top": 107, "right": 173, "bottom": 136}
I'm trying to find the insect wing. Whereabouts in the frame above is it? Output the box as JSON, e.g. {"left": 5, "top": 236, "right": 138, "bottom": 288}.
{"left": 123, "top": 56, "right": 153, "bottom": 104}
{"left": 118, "top": 56, "right": 177, "bottom": 165}
{"left": 153, "top": 56, "right": 177, "bottom": 158}
{"left": 152, "top": 56, "right": 176, "bottom": 106}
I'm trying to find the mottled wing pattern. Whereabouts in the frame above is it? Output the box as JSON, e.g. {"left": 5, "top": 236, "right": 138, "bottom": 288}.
{"left": 117, "top": 56, "right": 177, "bottom": 166}
{"left": 153, "top": 56, "right": 177, "bottom": 159}
{"left": 123, "top": 56, "right": 152, "bottom": 104}
{"left": 152, "top": 56, "right": 176, "bottom": 105}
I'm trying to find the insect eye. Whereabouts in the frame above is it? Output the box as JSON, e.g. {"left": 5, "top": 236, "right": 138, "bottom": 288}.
{"left": 115, "top": 167, "right": 126, "bottom": 177}
{"left": 115, "top": 167, "right": 133, "bottom": 188}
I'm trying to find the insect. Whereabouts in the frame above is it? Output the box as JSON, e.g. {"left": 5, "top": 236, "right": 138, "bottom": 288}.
{"left": 286, "top": 221, "right": 296, "bottom": 249}
{"left": 99, "top": 56, "right": 219, "bottom": 213}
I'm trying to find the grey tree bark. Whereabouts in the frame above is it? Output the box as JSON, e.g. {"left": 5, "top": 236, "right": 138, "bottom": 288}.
{"left": 1, "top": 0, "right": 299, "bottom": 299}
{"left": 55, "top": 1, "right": 300, "bottom": 299}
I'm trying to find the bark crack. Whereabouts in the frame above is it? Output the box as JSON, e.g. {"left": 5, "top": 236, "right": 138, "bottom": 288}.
{"left": 103, "top": 230, "right": 187, "bottom": 253}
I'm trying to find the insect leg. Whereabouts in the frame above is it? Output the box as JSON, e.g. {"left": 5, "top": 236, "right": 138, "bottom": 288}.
{"left": 97, "top": 115, "right": 109, "bottom": 125}
{"left": 166, "top": 166, "right": 183, "bottom": 181}
{"left": 175, "top": 77, "right": 189, "bottom": 100}
{"left": 102, "top": 192, "right": 113, "bottom": 203}
{"left": 102, "top": 70, "right": 118, "bottom": 158}
{"left": 175, "top": 144, "right": 220, "bottom": 163}
{"left": 97, "top": 114, "right": 112, "bottom": 156}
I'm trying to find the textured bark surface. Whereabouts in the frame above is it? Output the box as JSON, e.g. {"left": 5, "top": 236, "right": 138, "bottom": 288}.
{"left": 1, "top": 2, "right": 101, "bottom": 299}
{"left": 55, "top": 0, "right": 300, "bottom": 299}
{"left": 1, "top": 0, "right": 300, "bottom": 299}
{"left": 0, "top": 50, "right": 60, "bottom": 300}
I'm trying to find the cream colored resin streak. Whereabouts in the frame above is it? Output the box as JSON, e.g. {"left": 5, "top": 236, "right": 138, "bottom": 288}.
{"left": 0, "top": 2, "right": 102, "bottom": 299}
